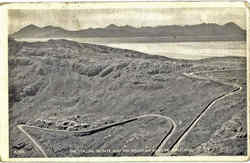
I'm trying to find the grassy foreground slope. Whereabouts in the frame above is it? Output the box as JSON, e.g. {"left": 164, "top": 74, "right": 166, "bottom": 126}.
{"left": 8, "top": 38, "right": 246, "bottom": 157}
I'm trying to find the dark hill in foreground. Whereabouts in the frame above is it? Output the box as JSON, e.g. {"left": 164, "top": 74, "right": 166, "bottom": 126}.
{"left": 9, "top": 38, "right": 246, "bottom": 157}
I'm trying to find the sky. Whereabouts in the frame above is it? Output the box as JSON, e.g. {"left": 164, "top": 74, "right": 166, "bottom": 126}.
{"left": 8, "top": 8, "right": 246, "bottom": 34}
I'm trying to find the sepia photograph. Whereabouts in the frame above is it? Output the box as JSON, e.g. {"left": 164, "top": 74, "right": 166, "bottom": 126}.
{"left": 1, "top": 2, "right": 249, "bottom": 161}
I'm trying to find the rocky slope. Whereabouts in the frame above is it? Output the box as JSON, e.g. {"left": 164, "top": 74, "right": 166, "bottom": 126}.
{"left": 8, "top": 38, "right": 247, "bottom": 157}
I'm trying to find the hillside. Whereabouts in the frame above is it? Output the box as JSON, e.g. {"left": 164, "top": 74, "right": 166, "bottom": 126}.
{"left": 8, "top": 38, "right": 247, "bottom": 157}
{"left": 11, "top": 22, "right": 246, "bottom": 42}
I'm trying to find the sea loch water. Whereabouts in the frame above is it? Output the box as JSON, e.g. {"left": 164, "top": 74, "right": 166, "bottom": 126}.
{"left": 16, "top": 38, "right": 246, "bottom": 60}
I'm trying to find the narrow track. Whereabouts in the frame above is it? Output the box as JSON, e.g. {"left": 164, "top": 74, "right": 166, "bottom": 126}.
{"left": 156, "top": 70, "right": 242, "bottom": 156}
{"left": 17, "top": 125, "right": 48, "bottom": 157}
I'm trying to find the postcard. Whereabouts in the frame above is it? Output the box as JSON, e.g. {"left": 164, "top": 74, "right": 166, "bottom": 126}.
{"left": 0, "top": 2, "right": 249, "bottom": 162}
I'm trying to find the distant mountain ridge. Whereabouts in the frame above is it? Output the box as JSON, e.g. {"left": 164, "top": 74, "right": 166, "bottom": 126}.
{"left": 11, "top": 22, "right": 246, "bottom": 42}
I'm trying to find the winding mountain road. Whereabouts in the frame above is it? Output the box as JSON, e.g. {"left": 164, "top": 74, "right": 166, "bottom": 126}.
{"left": 157, "top": 70, "right": 242, "bottom": 156}
{"left": 17, "top": 69, "right": 243, "bottom": 157}
{"left": 17, "top": 114, "right": 176, "bottom": 157}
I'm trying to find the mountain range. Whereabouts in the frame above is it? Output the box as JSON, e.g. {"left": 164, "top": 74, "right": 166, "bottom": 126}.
{"left": 11, "top": 22, "right": 246, "bottom": 42}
